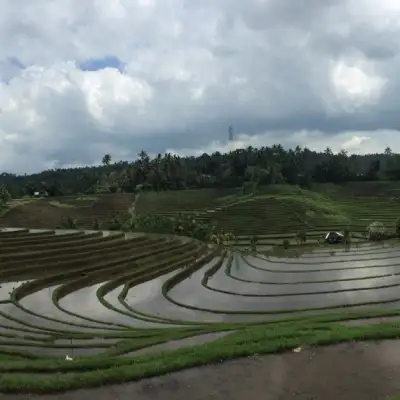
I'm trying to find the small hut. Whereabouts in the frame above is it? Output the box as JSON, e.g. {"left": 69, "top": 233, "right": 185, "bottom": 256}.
{"left": 325, "top": 231, "right": 344, "bottom": 244}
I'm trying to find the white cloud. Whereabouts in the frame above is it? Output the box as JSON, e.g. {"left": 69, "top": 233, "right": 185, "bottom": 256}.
{"left": 1, "top": 0, "right": 400, "bottom": 173}
{"left": 331, "top": 60, "right": 386, "bottom": 106}
{"left": 168, "top": 130, "right": 400, "bottom": 157}
{"left": 341, "top": 135, "right": 371, "bottom": 151}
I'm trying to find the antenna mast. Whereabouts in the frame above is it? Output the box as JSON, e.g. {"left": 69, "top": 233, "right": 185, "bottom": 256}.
{"left": 228, "top": 126, "right": 234, "bottom": 142}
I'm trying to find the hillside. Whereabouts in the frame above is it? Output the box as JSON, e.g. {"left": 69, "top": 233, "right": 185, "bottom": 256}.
{"left": 2, "top": 182, "right": 400, "bottom": 395}
{"left": 135, "top": 183, "right": 400, "bottom": 238}
{"left": 134, "top": 187, "right": 239, "bottom": 213}
{"left": 0, "top": 193, "right": 135, "bottom": 230}
{"left": 1, "top": 182, "right": 399, "bottom": 240}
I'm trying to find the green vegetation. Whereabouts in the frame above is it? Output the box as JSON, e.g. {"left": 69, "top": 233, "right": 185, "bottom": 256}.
{"left": 0, "top": 184, "right": 11, "bottom": 215}
{"left": 0, "top": 144, "right": 399, "bottom": 198}
{"left": 2, "top": 319, "right": 400, "bottom": 393}
{"left": 57, "top": 216, "right": 78, "bottom": 229}
{"left": 0, "top": 184, "right": 11, "bottom": 205}
{"left": 0, "top": 205, "right": 399, "bottom": 394}
{"left": 2, "top": 145, "right": 400, "bottom": 394}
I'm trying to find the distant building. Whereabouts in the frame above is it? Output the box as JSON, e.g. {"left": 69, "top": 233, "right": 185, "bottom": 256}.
{"left": 33, "top": 191, "right": 48, "bottom": 197}
{"left": 325, "top": 231, "right": 344, "bottom": 244}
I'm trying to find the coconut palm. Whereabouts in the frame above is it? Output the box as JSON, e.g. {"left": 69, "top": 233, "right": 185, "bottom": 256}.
{"left": 102, "top": 154, "right": 111, "bottom": 166}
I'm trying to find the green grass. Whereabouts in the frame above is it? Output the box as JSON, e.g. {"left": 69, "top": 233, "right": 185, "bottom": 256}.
{"left": 135, "top": 188, "right": 239, "bottom": 213}
{"left": 48, "top": 200, "right": 76, "bottom": 209}
{"left": 75, "top": 196, "right": 98, "bottom": 201}
{"left": 2, "top": 320, "right": 400, "bottom": 393}
{"left": 0, "top": 198, "right": 38, "bottom": 217}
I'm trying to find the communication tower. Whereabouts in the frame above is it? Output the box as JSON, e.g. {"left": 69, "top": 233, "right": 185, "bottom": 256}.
{"left": 228, "top": 126, "right": 234, "bottom": 141}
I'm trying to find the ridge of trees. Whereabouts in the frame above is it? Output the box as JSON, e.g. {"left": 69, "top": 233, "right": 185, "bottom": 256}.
{"left": 0, "top": 145, "right": 399, "bottom": 197}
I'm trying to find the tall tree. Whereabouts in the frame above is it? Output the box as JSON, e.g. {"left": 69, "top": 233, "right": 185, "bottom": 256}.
{"left": 102, "top": 154, "right": 111, "bottom": 166}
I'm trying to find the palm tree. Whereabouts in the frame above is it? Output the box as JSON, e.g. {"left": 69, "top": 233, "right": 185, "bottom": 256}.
{"left": 102, "top": 154, "right": 111, "bottom": 166}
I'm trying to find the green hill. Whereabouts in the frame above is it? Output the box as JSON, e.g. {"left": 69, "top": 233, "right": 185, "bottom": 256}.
{"left": 134, "top": 183, "right": 400, "bottom": 243}
{"left": 1, "top": 183, "right": 399, "bottom": 240}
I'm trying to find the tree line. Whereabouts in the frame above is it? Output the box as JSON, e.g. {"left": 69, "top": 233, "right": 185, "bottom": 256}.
{"left": 0, "top": 145, "right": 399, "bottom": 197}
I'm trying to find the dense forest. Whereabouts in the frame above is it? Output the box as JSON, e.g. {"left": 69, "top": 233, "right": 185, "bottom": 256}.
{"left": 0, "top": 145, "right": 399, "bottom": 198}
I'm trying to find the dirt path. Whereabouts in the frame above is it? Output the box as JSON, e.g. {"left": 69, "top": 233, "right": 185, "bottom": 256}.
{"left": 3, "top": 340, "right": 400, "bottom": 399}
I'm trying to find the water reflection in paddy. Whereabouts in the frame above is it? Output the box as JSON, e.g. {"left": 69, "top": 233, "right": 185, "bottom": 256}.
{"left": 246, "top": 253, "right": 400, "bottom": 271}
{"left": 18, "top": 285, "right": 112, "bottom": 330}
{"left": 264, "top": 250, "right": 400, "bottom": 264}
{"left": 207, "top": 261, "right": 400, "bottom": 295}
{"left": 103, "top": 285, "right": 173, "bottom": 328}
{"left": 125, "top": 264, "right": 267, "bottom": 323}
{"left": 232, "top": 255, "right": 400, "bottom": 283}
{"left": 297, "top": 243, "right": 400, "bottom": 258}
{"left": 0, "top": 302, "right": 94, "bottom": 333}
{"left": 262, "top": 241, "right": 399, "bottom": 257}
{"left": 163, "top": 252, "right": 400, "bottom": 313}
{"left": 3, "top": 236, "right": 400, "bottom": 329}
{"left": 60, "top": 283, "right": 171, "bottom": 328}
{"left": 0, "top": 281, "right": 31, "bottom": 302}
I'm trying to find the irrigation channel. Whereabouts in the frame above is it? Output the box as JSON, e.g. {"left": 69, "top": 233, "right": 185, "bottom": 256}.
{"left": 1, "top": 228, "right": 400, "bottom": 359}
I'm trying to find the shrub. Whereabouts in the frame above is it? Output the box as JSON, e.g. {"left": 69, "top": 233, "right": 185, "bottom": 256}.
{"left": 250, "top": 235, "right": 258, "bottom": 252}
{"left": 343, "top": 226, "right": 351, "bottom": 244}
{"left": 58, "top": 216, "right": 77, "bottom": 229}
{"left": 92, "top": 218, "right": 100, "bottom": 230}
{"left": 210, "top": 232, "right": 236, "bottom": 246}
{"left": 283, "top": 239, "right": 290, "bottom": 249}
{"left": 367, "top": 221, "right": 388, "bottom": 241}
{"left": 108, "top": 217, "right": 123, "bottom": 231}
{"left": 296, "top": 230, "right": 307, "bottom": 244}
{"left": 127, "top": 212, "right": 234, "bottom": 244}
{"left": 395, "top": 218, "right": 400, "bottom": 237}
{"left": 0, "top": 184, "right": 11, "bottom": 206}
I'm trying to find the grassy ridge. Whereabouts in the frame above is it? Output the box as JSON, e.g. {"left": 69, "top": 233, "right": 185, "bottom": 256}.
{"left": 137, "top": 184, "right": 400, "bottom": 238}
{"left": 1, "top": 182, "right": 400, "bottom": 236}
{"left": 2, "top": 320, "right": 400, "bottom": 393}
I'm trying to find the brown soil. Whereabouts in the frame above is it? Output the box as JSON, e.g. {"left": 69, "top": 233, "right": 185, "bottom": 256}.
{"left": 0, "top": 194, "right": 135, "bottom": 230}
{"left": 3, "top": 340, "right": 400, "bottom": 399}
{"left": 0, "top": 201, "right": 68, "bottom": 229}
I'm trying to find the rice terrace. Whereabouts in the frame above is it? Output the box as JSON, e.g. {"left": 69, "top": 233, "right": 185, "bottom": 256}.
{"left": 2, "top": 182, "right": 400, "bottom": 398}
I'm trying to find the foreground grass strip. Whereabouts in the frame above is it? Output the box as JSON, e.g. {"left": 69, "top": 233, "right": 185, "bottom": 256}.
{"left": 3, "top": 321, "right": 400, "bottom": 392}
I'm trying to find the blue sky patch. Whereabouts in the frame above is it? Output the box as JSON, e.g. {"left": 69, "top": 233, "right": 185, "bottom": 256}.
{"left": 0, "top": 57, "right": 26, "bottom": 83}
{"left": 8, "top": 57, "right": 25, "bottom": 69}
{"left": 79, "top": 55, "right": 125, "bottom": 72}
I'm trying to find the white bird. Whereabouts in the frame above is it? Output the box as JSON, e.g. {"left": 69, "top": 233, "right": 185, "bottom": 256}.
{"left": 65, "top": 355, "right": 73, "bottom": 361}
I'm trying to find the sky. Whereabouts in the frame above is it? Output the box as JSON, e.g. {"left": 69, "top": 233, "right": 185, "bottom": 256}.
{"left": 1, "top": 0, "right": 400, "bottom": 173}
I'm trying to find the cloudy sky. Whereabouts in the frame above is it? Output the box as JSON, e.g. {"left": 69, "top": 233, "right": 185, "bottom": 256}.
{"left": 1, "top": 0, "right": 400, "bottom": 173}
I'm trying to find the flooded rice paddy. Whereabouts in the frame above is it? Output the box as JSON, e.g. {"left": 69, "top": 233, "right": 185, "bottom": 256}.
{"left": 1, "top": 228, "right": 400, "bottom": 358}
